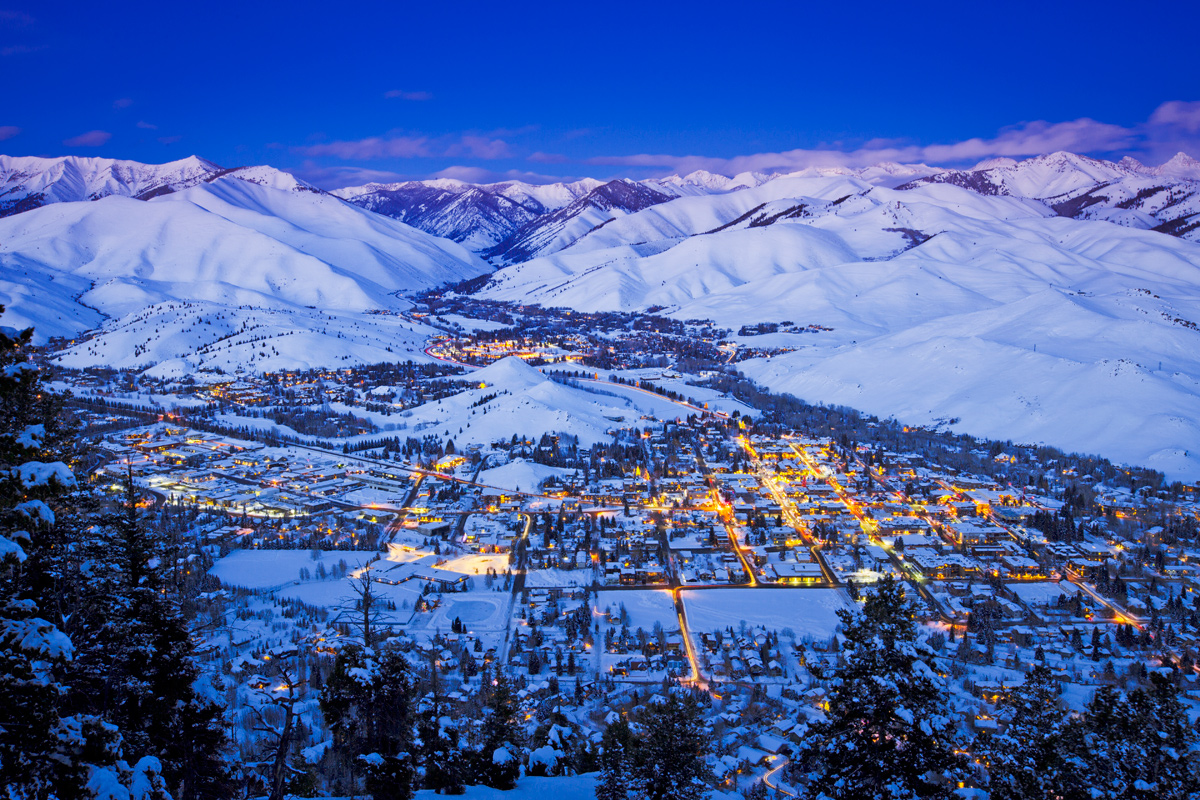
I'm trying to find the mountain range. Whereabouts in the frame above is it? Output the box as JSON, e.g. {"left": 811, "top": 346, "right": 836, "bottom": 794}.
{"left": 1, "top": 149, "right": 1199, "bottom": 479}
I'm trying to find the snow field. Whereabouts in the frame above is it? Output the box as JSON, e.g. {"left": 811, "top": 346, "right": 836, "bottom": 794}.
{"left": 680, "top": 588, "right": 850, "bottom": 639}
{"left": 595, "top": 590, "right": 680, "bottom": 632}
{"left": 209, "top": 549, "right": 375, "bottom": 591}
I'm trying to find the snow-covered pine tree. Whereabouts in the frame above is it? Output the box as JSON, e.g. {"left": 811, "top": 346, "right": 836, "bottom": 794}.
{"left": 1075, "top": 674, "right": 1200, "bottom": 800}
{"left": 792, "top": 574, "right": 966, "bottom": 800}
{"left": 595, "top": 714, "right": 634, "bottom": 800}
{"left": 67, "top": 468, "right": 233, "bottom": 800}
{"left": 321, "top": 642, "right": 416, "bottom": 799}
{"left": 976, "top": 663, "right": 1082, "bottom": 800}
{"left": 633, "top": 692, "right": 710, "bottom": 800}
{"left": 415, "top": 697, "right": 466, "bottom": 794}
{"left": 472, "top": 670, "right": 522, "bottom": 789}
{"left": 0, "top": 308, "right": 162, "bottom": 798}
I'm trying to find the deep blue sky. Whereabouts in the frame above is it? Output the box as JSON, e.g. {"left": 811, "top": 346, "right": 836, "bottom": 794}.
{"left": 3, "top": 0, "right": 1198, "bottom": 187}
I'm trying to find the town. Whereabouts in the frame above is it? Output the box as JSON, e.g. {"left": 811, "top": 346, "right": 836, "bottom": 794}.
{"left": 34, "top": 298, "right": 1200, "bottom": 798}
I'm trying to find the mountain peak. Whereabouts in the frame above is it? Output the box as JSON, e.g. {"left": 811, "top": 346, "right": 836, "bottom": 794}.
{"left": 1155, "top": 151, "right": 1200, "bottom": 179}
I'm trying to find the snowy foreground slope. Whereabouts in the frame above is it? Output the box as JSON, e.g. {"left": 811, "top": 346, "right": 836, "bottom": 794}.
{"left": 0, "top": 166, "right": 489, "bottom": 366}
{"left": 475, "top": 155, "right": 1200, "bottom": 480}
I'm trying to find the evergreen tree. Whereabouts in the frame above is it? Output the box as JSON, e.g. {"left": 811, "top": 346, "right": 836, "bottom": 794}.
{"left": 0, "top": 310, "right": 172, "bottom": 798}
{"left": 596, "top": 715, "right": 634, "bottom": 800}
{"left": 322, "top": 643, "right": 416, "bottom": 800}
{"left": 472, "top": 671, "right": 522, "bottom": 789}
{"left": 69, "top": 470, "right": 233, "bottom": 800}
{"left": 793, "top": 575, "right": 965, "bottom": 799}
{"left": 1075, "top": 674, "right": 1200, "bottom": 800}
{"left": 633, "top": 692, "right": 710, "bottom": 800}
{"left": 978, "top": 664, "right": 1083, "bottom": 800}
{"left": 415, "top": 700, "right": 466, "bottom": 795}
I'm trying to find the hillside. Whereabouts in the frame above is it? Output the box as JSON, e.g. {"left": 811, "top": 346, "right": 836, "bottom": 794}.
{"left": 0, "top": 169, "right": 489, "bottom": 367}
{"left": 473, "top": 164, "right": 1200, "bottom": 479}
{"left": 393, "top": 357, "right": 694, "bottom": 447}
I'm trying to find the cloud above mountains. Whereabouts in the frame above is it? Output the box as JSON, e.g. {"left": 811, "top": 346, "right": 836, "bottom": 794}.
{"left": 63, "top": 130, "right": 111, "bottom": 147}
{"left": 289, "top": 100, "right": 1199, "bottom": 189}
{"left": 583, "top": 102, "right": 1198, "bottom": 176}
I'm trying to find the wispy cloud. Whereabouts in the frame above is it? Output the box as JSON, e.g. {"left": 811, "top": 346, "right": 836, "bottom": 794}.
{"left": 1, "top": 43, "right": 46, "bottom": 56}
{"left": 445, "top": 135, "right": 512, "bottom": 160}
{"left": 63, "top": 129, "right": 111, "bottom": 147}
{"left": 528, "top": 151, "right": 569, "bottom": 164}
{"left": 294, "top": 161, "right": 409, "bottom": 189}
{"left": 1149, "top": 101, "right": 1200, "bottom": 134}
{"left": 136, "top": 120, "right": 157, "bottom": 130}
{"left": 112, "top": 97, "right": 133, "bottom": 109}
{"left": 0, "top": 125, "right": 20, "bottom": 141}
{"left": 384, "top": 89, "right": 433, "bottom": 101}
{"left": 299, "top": 135, "right": 434, "bottom": 159}
{"left": 585, "top": 102, "right": 1199, "bottom": 176}
{"left": 296, "top": 132, "right": 516, "bottom": 161}
{"left": 158, "top": 135, "right": 182, "bottom": 145}
{"left": 429, "top": 165, "right": 576, "bottom": 186}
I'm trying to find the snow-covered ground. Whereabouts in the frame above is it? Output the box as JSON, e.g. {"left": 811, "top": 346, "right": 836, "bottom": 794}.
{"left": 477, "top": 458, "right": 577, "bottom": 493}
{"left": 596, "top": 590, "right": 679, "bottom": 631}
{"left": 524, "top": 568, "right": 593, "bottom": 588}
{"left": 394, "top": 357, "right": 697, "bottom": 448}
{"left": 681, "top": 588, "right": 850, "bottom": 639}
{"left": 208, "top": 549, "right": 375, "bottom": 591}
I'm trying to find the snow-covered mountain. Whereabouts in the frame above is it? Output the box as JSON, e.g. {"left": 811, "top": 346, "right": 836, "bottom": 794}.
{"left": 332, "top": 177, "right": 602, "bottom": 250}
{"left": 0, "top": 154, "right": 223, "bottom": 216}
{"left": 333, "top": 164, "right": 945, "bottom": 257}
{"left": 901, "top": 151, "right": 1200, "bottom": 240}
{"left": 0, "top": 166, "right": 489, "bottom": 369}
{"left": 483, "top": 179, "right": 676, "bottom": 265}
{"left": 471, "top": 156, "right": 1200, "bottom": 479}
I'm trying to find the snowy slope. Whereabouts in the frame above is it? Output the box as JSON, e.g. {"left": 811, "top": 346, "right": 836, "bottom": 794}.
{"left": 483, "top": 180, "right": 675, "bottom": 265}
{"left": 395, "top": 357, "right": 692, "bottom": 447}
{"left": 477, "top": 458, "right": 578, "bottom": 493}
{"left": 905, "top": 151, "right": 1200, "bottom": 242}
{"left": 475, "top": 171, "right": 1200, "bottom": 479}
{"left": 0, "top": 171, "right": 489, "bottom": 369}
{"left": 476, "top": 180, "right": 1053, "bottom": 311}
{"left": 52, "top": 301, "right": 443, "bottom": 376}
{"left": 0, "top": 153, "right": 221, "bottom": 216}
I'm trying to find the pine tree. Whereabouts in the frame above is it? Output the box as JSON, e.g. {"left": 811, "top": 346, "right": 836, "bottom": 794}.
{"left": 1076, "top": 674, "right": 1200, "bottom": 800}
{"left": 633, "top": 692, "right": 710, "bottom": 800}
{"left": 793, "top": 575, "right": 966, "bottom": 800}
{"left": 473, "top": 671, "right": 522, "bottom": 789}
{"left": 322, "top": 643, "right": 417, "bottom": 800}
{"left": 0, "top": 310, "right": 174, "bottom": 798}
{"left": 415, "top": 700, "right": 466, "bottom": 795}
{"left": 978, "top": 664, "right": 1082, "bottom": 800}
{"left": 68, "top": 469, "right": 233, "bottom": 800}
{"left": 596, "top": 715, "right": 634, "bottom": 800}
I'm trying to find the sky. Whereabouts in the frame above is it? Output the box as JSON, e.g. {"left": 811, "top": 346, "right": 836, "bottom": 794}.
{"left": 2, "top": 0, "right": 1199, "bottom": 188}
